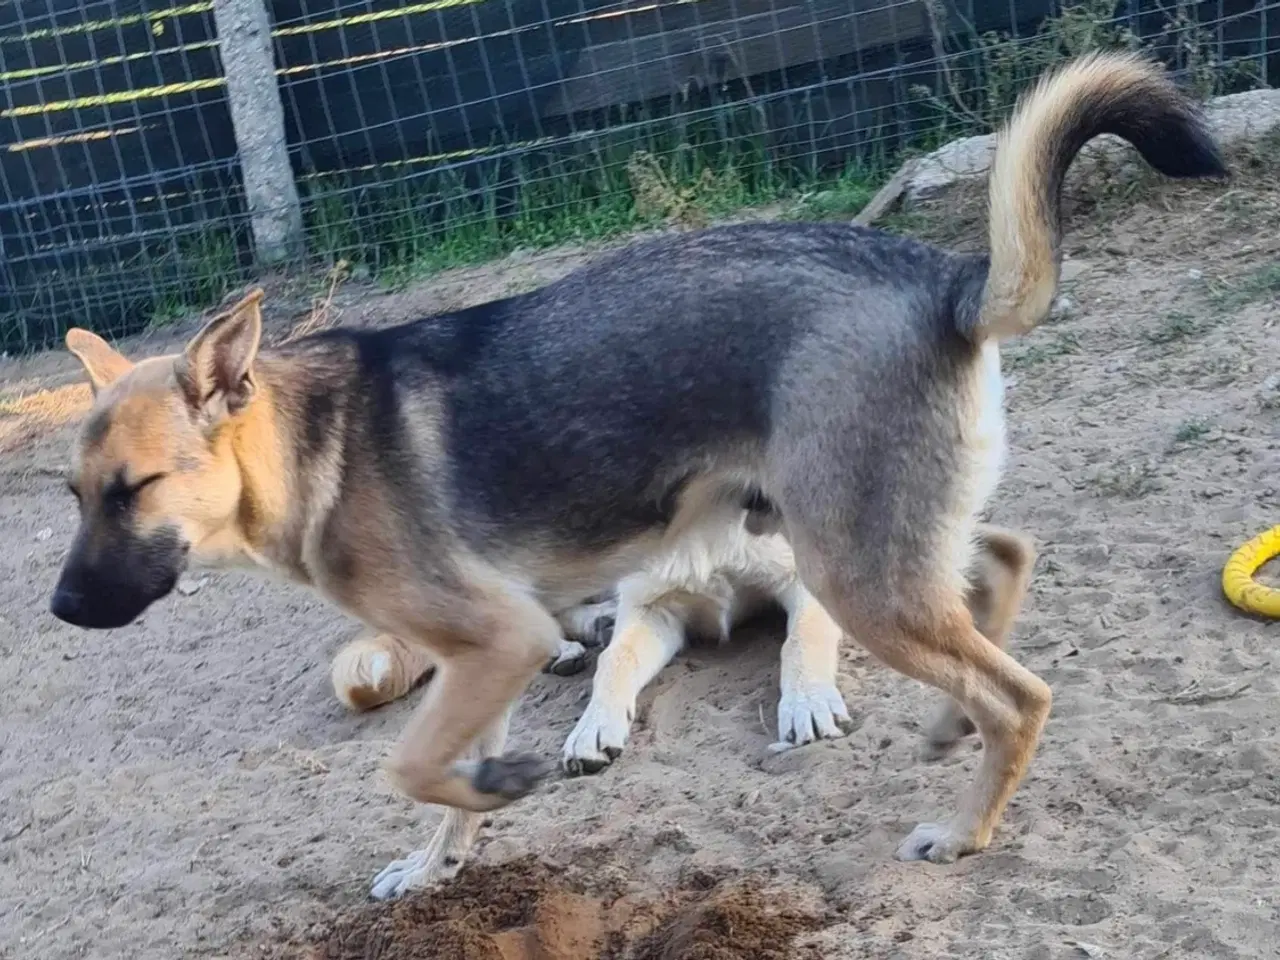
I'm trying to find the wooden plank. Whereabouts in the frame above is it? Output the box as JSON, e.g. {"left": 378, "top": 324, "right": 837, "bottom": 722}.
{"left": 852, "top": 157, "right": 916, "bottom": 225}
{"left": 543, "top": 0, "right": 924, "bottom": 116}
{"left": 542, "top": 0, "right": 1059, "bottom": 117}
{"left": 0, "top": 162, "right": 244, "bottom": 257}
{"left": 268, "top": 0, "right": 596, "bottom": 166}
{"left": 1, "top": 88, "right": 239, "bottom": 187}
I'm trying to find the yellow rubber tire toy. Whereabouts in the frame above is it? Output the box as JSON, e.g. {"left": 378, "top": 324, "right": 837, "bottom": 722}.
{"left": 1222, "top": 524, "right": 1280, "bottom": 618}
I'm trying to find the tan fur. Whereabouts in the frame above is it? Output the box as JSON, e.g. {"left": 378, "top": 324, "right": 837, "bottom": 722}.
{"left": 60, "top": 296, "right": 556, "bottom": 819}
{"left": 65, "top": 328, "right": 135, "bottom": 393}
{"left": 793, "top": 520, "right": 1049, "bottom": 862}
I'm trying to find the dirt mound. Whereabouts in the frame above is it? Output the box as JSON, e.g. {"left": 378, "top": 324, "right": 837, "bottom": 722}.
{"left": 258, "top": 858, "right": 826, "bottom": 960}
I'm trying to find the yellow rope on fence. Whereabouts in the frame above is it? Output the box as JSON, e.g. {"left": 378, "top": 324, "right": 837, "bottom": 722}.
{"left": 1222, "top": 524, "right": 1280, "bottom": 618}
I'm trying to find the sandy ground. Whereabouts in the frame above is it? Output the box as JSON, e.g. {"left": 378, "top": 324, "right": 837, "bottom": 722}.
{"left": 2, "top": 153, "right": 1279, "bottom": 960}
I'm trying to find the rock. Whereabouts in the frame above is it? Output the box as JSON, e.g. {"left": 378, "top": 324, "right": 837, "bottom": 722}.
{"left": 177, "top": 576, "right": 207, "bottom": 596}
{"left": 1050, "top": 294, "right": 1076, "bottom": 320}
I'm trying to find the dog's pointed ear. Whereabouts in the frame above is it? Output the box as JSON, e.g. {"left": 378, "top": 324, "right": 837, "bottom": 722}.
{"left": 66, "top": 328, "right": 134, "bottom": 394}
{"left": 176, "top": 289, "right": 265, "bottom": 420}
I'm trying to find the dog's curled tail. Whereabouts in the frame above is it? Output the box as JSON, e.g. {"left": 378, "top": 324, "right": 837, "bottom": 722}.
{"left": 974, "top": 51, "right": 1226, "bottom": 341}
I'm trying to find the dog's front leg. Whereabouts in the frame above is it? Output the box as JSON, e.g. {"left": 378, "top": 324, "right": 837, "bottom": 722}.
{"left": 774, "top": 586, "right": 853, "bottom": 749}
{"left": 373, "top": 599, "right": 559, "bottom": 897}
{"left": 562, "top": 605, "right": 684, "bottom": 775}
{"left": 370, "top": 706, "right": 512, "bottom": 900}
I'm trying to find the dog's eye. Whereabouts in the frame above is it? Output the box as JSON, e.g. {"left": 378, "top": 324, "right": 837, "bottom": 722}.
{"left": 104, "top": 473, "right": 166, "bottom": 515}
{"left": 130, "top": 473, "right": 167, "bottom": 493}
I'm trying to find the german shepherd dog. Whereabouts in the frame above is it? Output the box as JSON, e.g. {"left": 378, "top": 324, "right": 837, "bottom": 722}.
{"left": 331, "top": 519, "right": 1034, "bottom": 897}
{"left": 50, "top": 53, "right": 1224, "bottom": 898}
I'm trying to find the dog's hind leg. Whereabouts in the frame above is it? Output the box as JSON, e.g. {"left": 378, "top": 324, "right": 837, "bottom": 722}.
{"left": 923, "top": 525, "right": 1037, "bottom": 760}
{"left": 812, "top": 584, "right": 1049, "bottom": 862}
{"left": 562, "top": 602, "right": 685, "bottom": 775}
{"left": 774, "top": 585, "right": 853, "bottom": 749}
{"left": 370, "top": 706, "right": 512, "bottom": 900}
{"left": 784, "top": 513, "right": 1050, "bottom": 863}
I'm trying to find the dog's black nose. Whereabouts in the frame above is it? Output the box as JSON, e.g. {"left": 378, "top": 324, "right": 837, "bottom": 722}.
{"left": 50, "top": 586, "right": 86, "bottom": 625}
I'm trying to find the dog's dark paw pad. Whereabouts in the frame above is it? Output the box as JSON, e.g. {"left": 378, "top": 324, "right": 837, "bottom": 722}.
{"left": 922, "top": 712, "right": 976, "bottom": 761}
{"left": 473, "top": 753, "right": 552, "bottom": 800}
{"left": 546, "top": 655, "right": 587, "bottom": 677}
{"left": 564, "top": 755, "right": 612, "bottom": 776}
{"left": 544, "top": 641, "right": 588, "bottom": 677}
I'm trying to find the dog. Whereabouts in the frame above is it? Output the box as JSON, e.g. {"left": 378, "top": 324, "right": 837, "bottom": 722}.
{"left": 333, "top": 517, "right": 1034, "bottom": 897}
{"left": 50, "top": 52, "right": 1224, "bottom": 899}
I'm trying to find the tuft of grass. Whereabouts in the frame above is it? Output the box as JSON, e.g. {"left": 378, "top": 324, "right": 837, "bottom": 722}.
{"left": 1145, "top": 311, "right": 1200, "bottom": 345}
{"left": 786, "top": 163, "right": 884, "bottom": 221}
{"left": 0, "top": 383, "right": 93, "bottom": 455}
{"left": 1172, "top": 417, "right": 1212, "bottom": 445}
{"left": 1091, "top": 460, "right": 1161, "bottom": 499}
{"left": 913, "top": 0, "right": 1257, "bottom": 141}
{"left": 1207, "top": 263, "right": 1280, "bottom": 312}
{"left": 1005, "top": 331, "right": 1081, "bottom": 370}
{"left": 149, "top": 227, "right": 244, "bottom": 328}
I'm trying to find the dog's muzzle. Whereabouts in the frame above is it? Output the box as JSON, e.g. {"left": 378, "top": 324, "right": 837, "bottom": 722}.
{"left": 50, "top": 526, "right": 187, "bottom": 630}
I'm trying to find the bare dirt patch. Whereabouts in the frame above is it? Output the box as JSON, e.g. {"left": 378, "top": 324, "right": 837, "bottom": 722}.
{"left": 251, "top": 858, "right": 826, "bottom": 960}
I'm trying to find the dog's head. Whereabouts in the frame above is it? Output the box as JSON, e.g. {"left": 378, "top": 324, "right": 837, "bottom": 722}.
{"left": 50, "top": 291, "right": 266, "bottom": 629}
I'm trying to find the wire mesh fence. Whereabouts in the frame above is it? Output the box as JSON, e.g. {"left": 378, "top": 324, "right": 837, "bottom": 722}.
{"left": 1, "top": 0, "right": 1277, "bottom": 352}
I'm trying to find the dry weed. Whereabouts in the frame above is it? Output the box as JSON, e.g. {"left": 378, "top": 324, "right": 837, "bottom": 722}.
{"left": 281, "top": 260, "right": 351, "bottom": 344}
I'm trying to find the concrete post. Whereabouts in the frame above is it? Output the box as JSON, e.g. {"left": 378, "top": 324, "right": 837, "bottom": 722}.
{"left": 212, "top": 0, "right": 304, "bottom": 264}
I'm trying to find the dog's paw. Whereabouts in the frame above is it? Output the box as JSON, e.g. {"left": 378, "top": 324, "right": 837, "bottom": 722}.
{"left": 562, "top": 699, "right": 633, "bottom": 775}
{"left": 545, "top": 639, "right": 588, "bottom": 677}
{"left": 472, "top": 753, "right": 553, "bottom": 801}
{"left": 370, "top": 847, "right": 463, "bottom": 900}
{"left": 774, "top": 680, "right": 853, "bottom": 749}
{"left": 894, "top": 821, "right": 975, "bottom": 864}
{"left": 558, "top": 599, "right": 618, "bottom": 648}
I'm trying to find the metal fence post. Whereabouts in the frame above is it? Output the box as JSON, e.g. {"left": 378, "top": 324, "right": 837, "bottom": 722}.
{"left": 212, "top": 0, "right": 305, "bottom": 264}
